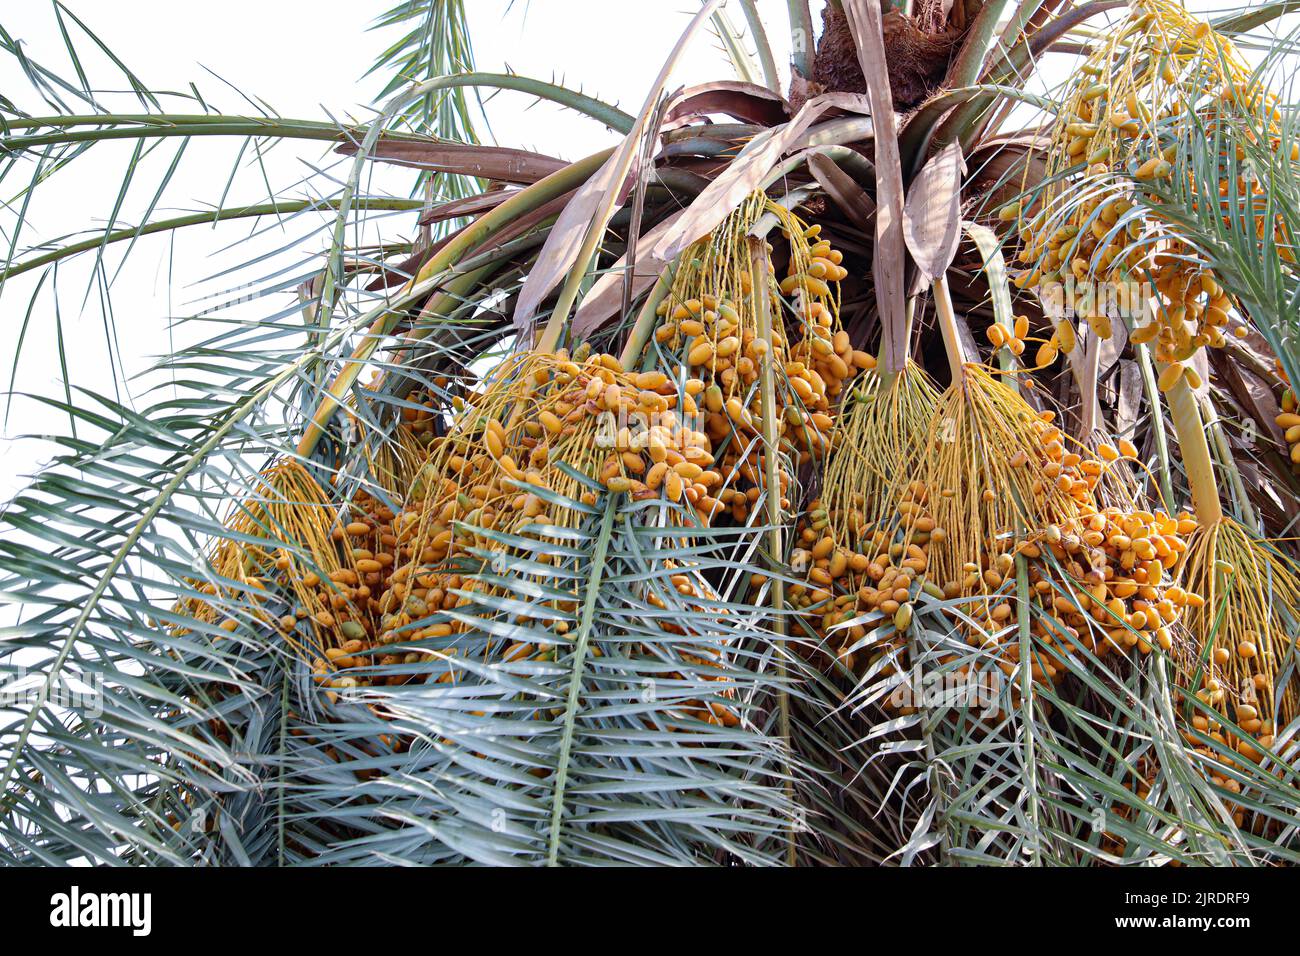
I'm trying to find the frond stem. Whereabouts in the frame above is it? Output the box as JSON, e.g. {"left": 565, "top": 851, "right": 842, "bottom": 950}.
{"left": 748, "top": 235, "right": 796, "bottom": 866}
{"left": 1015, "top": 552, "right": 1043, "bottom": 865}
{"left": 546, "top": 493, "right": 618, "bottom": 866}
{"left": 1136, "top": 343, "right": 1176, "bottom": 509}
{"left": 0, "top": 198, "right": 425, "bottom": 285}
{"left": 296, "top": 149, "right": 613, "bottom": 458}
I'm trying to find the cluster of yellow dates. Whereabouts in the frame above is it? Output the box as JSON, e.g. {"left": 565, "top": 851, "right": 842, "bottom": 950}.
{"left": 795, "top": 393, "right": 1203, "bottom": 717}
{"left": 1008, "top": 1, "right": 1285, "bottom": 390}
{"left": 230, "top": 206, "right": 872, "bottom": 710}
{"left": 182, "top": 201, "right": 875, "bottom": 733}
{"left": 653, "top": 214, "right": 873, "bottom": 488}
{"left": 1276, "top": 364, "right": 1300, "bottom": 469}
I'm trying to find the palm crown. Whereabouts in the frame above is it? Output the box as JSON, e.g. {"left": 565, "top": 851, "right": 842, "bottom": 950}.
{"left": 3, "top": 0, "right": 1300, "bottom": 866}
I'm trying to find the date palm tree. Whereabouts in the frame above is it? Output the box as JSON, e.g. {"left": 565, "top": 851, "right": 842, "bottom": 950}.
{"left": 3, "top": 0, "right": 1300, "bottom": 866}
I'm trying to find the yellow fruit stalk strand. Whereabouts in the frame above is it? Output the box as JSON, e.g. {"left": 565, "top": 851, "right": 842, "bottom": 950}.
{"left": 800, "top": 320, "right": 1198, "bottom": 689}
{"left": 1180, "top": 519, "right": 1300, "bottom": 760}
{"left": 820, "top": 360, "right": 939, "bottom": 548}
{"left": 811, "top": 271, "right": 938, "bottom": 580}
{"left": 176, "top": 460, "right": 364, "bottom": 665}
{"left": 917, "top": 367, "right": 1092, "bottom": 594}
{"left": 1160, "top": 364, "right": 1300, "bottom": 745}
{"left": 1161, "top": 365, "right": 1221, "bottom": 526}
{"left": 648, "top": 194, "right": 869, "bottom": 516}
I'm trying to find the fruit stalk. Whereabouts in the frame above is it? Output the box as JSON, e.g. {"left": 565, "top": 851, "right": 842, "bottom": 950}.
{"left": 932, "top": 275, "right": 967, "bottom": 385}
{"left": 1162, "top": 366, "right": 1223, "bottom": 527}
